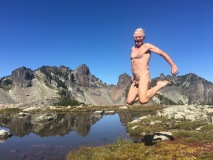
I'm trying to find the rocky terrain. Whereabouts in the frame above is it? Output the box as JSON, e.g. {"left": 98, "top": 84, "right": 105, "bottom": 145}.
{"left": 0, "top": 64, "right": 213, "bottom": 108}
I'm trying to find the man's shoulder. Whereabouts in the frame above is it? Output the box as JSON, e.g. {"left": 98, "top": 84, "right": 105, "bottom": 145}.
{"left": 144, "top": 43, "right": 151, "bottom": 46}
{"left": 143, "top": 43, "right": 154, "bottom": 49}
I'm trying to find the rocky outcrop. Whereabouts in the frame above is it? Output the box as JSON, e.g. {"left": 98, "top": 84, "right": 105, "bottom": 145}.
{"left": 108, "top": 73, "right": 131, "bottom": 104}
{"left": 11, "top": 67, "right": 35, "bottom": 87}
{"left": 157, "top": 105, "right": 213, "bottom": 122}
{"left": 116, "top": 73, "right": 131, "bottom": 89}
{"left": 128, "top": 105, "right": 213, "bottom": 145}
{"left": 76, "top": 64, "right": 90, "bottom": 87}
{"left": 76, "top": 64, "right": 99, "bottom": 87}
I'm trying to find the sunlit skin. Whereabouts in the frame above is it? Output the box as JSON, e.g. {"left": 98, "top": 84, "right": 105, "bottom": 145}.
{"left": 127, "top": 29, "right": 179, "bottom": 105}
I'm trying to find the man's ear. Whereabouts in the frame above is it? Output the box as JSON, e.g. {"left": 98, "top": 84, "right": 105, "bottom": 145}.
{"left": 143, "top": 36, "right": 145, "bottom": 40}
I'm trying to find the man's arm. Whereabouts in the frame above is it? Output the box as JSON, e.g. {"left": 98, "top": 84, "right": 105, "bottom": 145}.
{"left": 146, "top": 43, "right": 179, "bottom": 76}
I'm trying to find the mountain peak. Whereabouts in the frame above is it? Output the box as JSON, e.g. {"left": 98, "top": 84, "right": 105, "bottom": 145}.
{"left": 11, "top": 66, "right": 35, "bottom": 87}
{"left": 116, "top": 73, "right": 131, "bottom": 89}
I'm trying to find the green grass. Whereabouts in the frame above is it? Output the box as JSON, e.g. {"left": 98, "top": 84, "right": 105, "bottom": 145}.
{"left": 200, "top": 124, "right": 213, "bottom": 132}
{"left": 173, "top": 130, "right": 213, "bottom": 143}
{"left": 173, "top": 120, "right": 208, "bottom": 130}
{"left": 66, "top": 137, "right": 213, "bottom": 160}
{"left": 0, "top": 108, "right": 21, "bottom": 114}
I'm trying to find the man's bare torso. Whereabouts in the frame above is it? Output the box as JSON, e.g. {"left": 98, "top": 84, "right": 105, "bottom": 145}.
{"left": 130, "top": 43, "right": 151, "bottom": 81}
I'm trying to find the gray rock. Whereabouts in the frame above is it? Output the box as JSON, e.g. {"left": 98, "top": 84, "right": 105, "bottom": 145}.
{"left": 94, "top": 110, "right": 104, "bottom": 115}
{"left": 157, "top": 105, "right": 213, "bottom": 122}
{"left": 18, "top": 112, "right": 30, "bottom": 117}
{"left": 131, "top": 125, "right": 138, "bottom": 130}
{"left": 104, "top": 110, "right": 115, "bottom": 115}
{"left": 153, "top": 131, "right": 173, "bottom": 141}
{"left": 130, "top": 119, "right": 142, "bottom": 124}
{"left": 119, "top": 106, "right": 128, "bottom": 110}
{"left": 0, "top": 130, "right": 13, "bottom": 142}
{"left": 138, "top": 115, "right": 151, "bottom": 120}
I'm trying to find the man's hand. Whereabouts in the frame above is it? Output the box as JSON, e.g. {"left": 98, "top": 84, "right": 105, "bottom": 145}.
{"left": 171, "top": 65, "right": 179, "bottom": 76}
{"left": 131, "top": 77, "right": 139, "bottom": 86}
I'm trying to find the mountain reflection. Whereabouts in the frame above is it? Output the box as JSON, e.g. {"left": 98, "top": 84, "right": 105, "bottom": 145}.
{"left": 0, "top": 111, "right": 147, "bottom": 137}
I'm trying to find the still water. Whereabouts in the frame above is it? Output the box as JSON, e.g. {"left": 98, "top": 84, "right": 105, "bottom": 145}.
{"left": 0, "top": 111, "right": 144, "bottom": 160}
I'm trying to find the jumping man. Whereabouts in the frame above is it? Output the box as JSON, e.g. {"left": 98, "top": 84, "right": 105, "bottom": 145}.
{"left": 127, "top": 28, "right": 179, "bottom": 105}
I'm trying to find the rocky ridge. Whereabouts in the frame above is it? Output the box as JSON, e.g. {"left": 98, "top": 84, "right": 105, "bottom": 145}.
{"left": 0, "top": 64, "right": 213, "bottom": 107}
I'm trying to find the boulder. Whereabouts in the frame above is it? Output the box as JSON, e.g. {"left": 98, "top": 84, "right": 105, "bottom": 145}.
{"left": 119, "top": 106, "right": 128, "bottom": 110}
{"left": 0, "top": 130, "right": 13, "bottom": 142}
{"left": 23, "top": 107, "right": 37, "bottom": 112}
{"left": 104, "top": 111, "right": 115, "bottom": 115}
{"left": 130, "top": 119, "right": 142, "bottom": 124}
{"left": 138, "top": 115, "right": 151, "bottom": 120}
{"left": 18, "top": 112, "right": 30, "bottom": 117}
{"left": 94, "top": 110, "right": 104, "bottom": 115}
{"left": 131, "top": 125, "right": 138, "bottom": 130}
{"left": 153, "top": 131, "right": 173, "bottom": 141}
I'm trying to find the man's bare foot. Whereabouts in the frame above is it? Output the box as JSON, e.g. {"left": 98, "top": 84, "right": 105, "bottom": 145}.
{"left": 157, "top": 80, "right": 172, "bottom": 88}
{"left": 156, "top": 91, "right": 162, "bottom": 96}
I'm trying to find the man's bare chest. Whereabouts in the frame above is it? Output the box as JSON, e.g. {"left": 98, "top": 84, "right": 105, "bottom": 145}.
{"left": 131, "top": 46, "right": 150, "bottom": 59}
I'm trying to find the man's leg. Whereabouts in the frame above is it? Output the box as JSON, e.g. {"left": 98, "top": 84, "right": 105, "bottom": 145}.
{"left": 127, "top": 83, "right": 138, "bottom": 105}
{"left": 139, "top": 79, "right": 171, "bottom": 104}
{"left": 138, "top": 71, "right": 150, "bottom": 104}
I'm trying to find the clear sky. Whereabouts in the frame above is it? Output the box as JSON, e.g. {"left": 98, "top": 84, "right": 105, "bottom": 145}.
{"left": 1, "top": 0, "right": 213, "bottom": 84}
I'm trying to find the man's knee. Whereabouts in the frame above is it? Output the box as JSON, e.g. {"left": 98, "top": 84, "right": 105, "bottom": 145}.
{"left": 138, "top": 98, "right": 149, "bottom": 104}
{"left": 126, "top": 99, "right": 134, "bottom": 105}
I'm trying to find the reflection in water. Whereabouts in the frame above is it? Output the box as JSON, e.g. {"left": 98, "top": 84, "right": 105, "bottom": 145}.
{"left": 0, "top": 111, "right": 147, "bottom": 160}
{"left": 118, "top": 111, "right": 149, "bottom": 126}
{"left": 0, "top": 113, "right": 102, "bottom": 137}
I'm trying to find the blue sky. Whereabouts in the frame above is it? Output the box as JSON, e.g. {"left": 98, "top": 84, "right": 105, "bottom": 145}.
{"left": 0, "top": 0, "right": 213, "bottom": 84}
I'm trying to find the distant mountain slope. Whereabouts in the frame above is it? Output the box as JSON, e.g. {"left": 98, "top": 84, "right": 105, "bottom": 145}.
{"left": 0, "top": 65, "right": 213, "bottom": 107}
{"left": 0, "top": 88, "right": 16, "bottom": 104}
{"left": 151, "top": 73, "right": 213, "bottom": 105}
